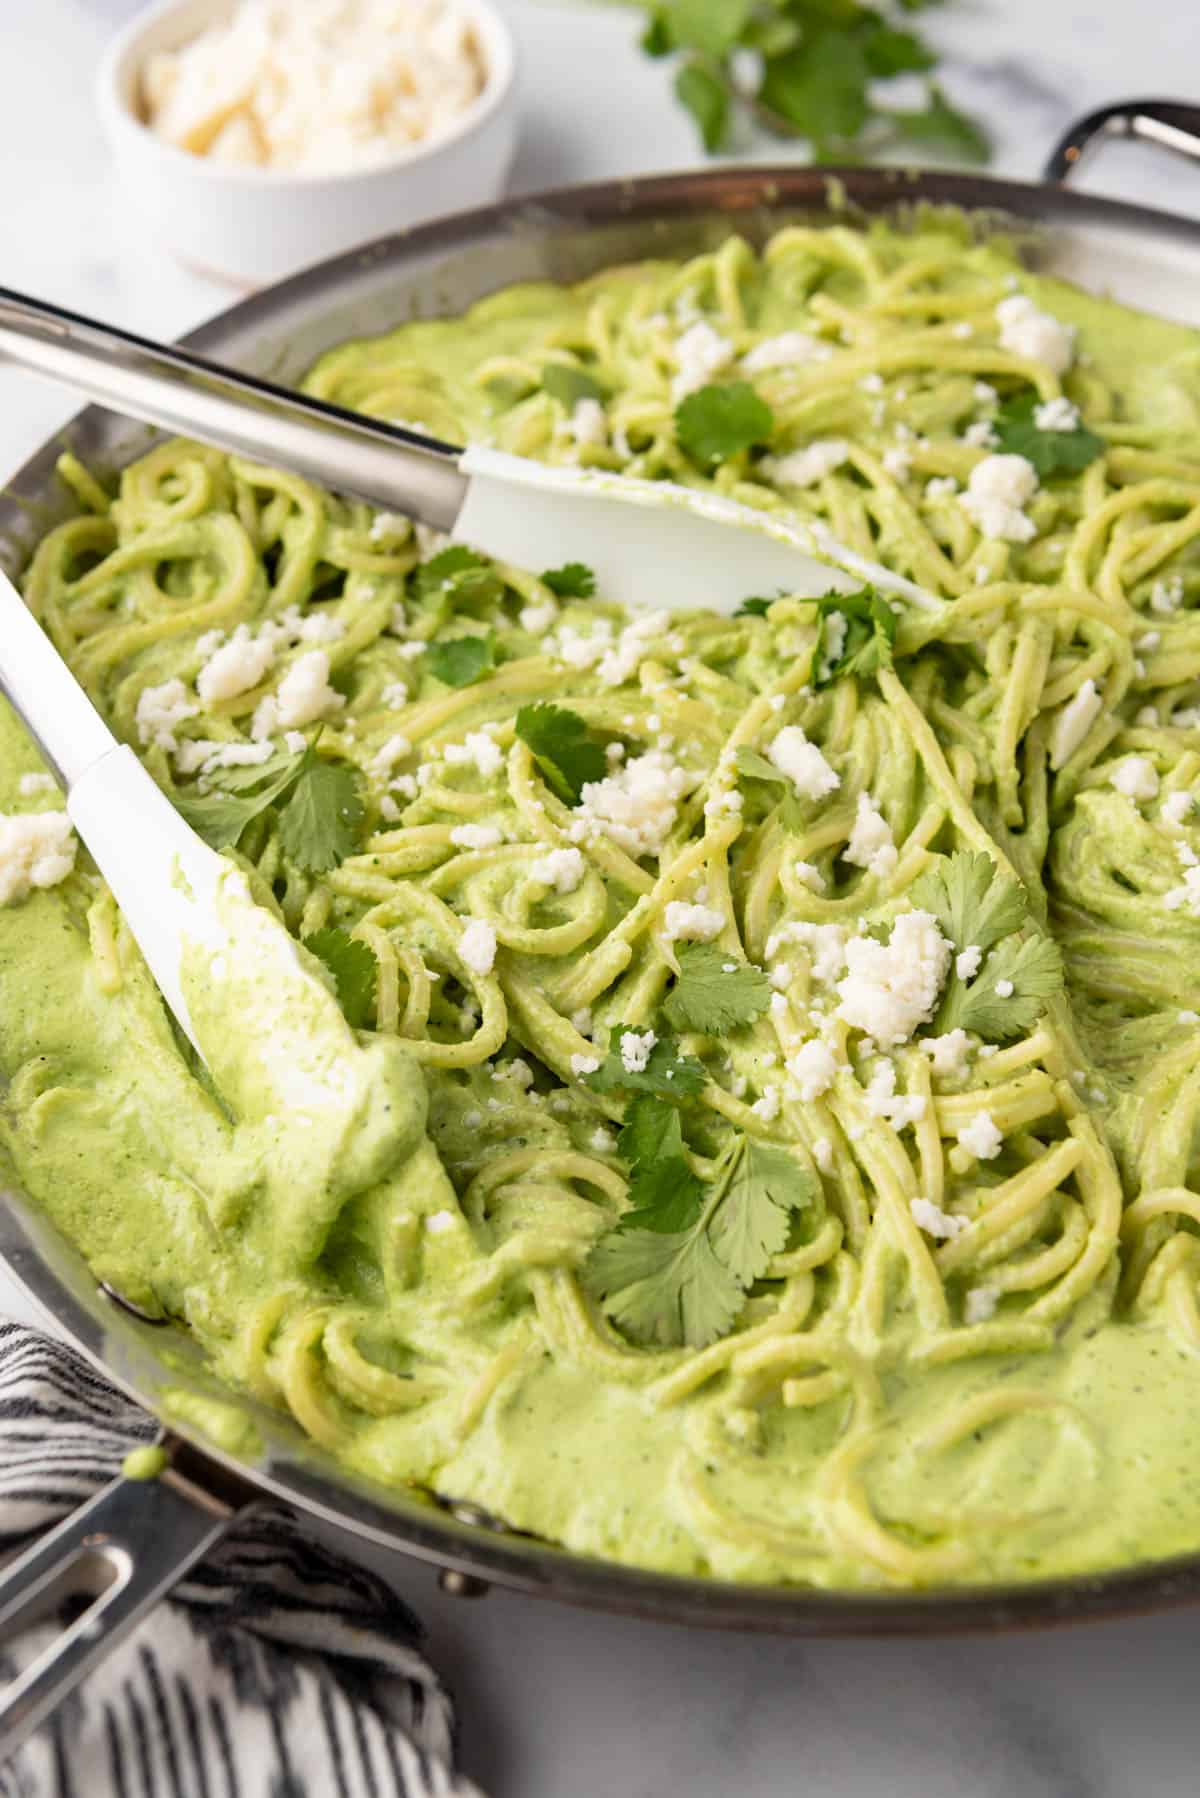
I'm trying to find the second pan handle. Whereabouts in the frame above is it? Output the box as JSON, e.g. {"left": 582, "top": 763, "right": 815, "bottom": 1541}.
{"left": 1043, "top": 99, "right": 1200, "bottom": 185}
{"left": 0, "top": 1436, "right": 257, "bottom": 1763}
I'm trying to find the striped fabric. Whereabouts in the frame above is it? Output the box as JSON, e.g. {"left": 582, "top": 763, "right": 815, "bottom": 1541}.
{"left": 0, "top": 1325, "right": 486, "bottom": 1798}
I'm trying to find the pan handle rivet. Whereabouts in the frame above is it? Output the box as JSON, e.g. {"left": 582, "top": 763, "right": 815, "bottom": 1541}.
{"left": 438, "top": 1568, "right": 490, "bottom": 1599}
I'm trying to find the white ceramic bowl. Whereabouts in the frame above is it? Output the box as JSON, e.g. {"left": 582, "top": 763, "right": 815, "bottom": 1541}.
{"left": 96, "top": 0, "right": 519, "bottom": 288}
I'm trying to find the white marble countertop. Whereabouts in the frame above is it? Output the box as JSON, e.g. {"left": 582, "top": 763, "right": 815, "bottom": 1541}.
{"left": 2, "top": 3, "right": 1200, "bottom": 1794}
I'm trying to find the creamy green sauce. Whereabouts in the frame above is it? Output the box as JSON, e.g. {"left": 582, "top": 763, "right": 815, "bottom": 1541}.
{"left": 122, "top": 1444, "right": 168, "bottom": 1481}
{"left": 5, "top": 219, "right": 1200, "bottom": 1589}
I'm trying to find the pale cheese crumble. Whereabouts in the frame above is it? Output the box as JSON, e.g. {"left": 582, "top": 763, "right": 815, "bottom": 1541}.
{"left": 959, "top": 453, "right": 1039, "bottom": 544}
{"left": 662, "top": 900, "right": 725, "bottom": 943}
{"left": 458, "top": 918, "right": 497, "bottom": 977}
{"left": 767, "top": 727, "right": 840, "bottom": 800}
{"left": 957, "top": 1110, "right": 1004, "bottom": 1160}
{"left": 994, "top": 294, "right": 1075, "bottom": 375}
{"left": 0, "top": 812, "right": 77, "bottom": 906}
{"left": 835, "top": 910, "right": 952, "bottom": 1046}
{"left": 910, "top": 1197, "right": 968, "bottom": 1241}
{"left": 1049, "top": 679, "right": 1102, "bottom": 770}
{"left": 576, "top": 750, "right": 691, "bottom": 859}
{"left": 528, "top": 847, "right": 586, "bottom": 895}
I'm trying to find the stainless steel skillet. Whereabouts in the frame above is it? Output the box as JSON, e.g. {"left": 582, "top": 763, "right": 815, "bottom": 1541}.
{"left": 1, "top": 100, "right": 1199, "bottom": 1754}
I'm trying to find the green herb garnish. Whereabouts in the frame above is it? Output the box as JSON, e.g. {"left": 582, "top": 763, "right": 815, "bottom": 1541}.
{"left": 662, "top": 943, "right": 771, "bottom": 1034}
{"left": 176, "top": 739, "right": 363, "bottom": 874}
{"left": 909, "top": 850, "right": 1064, "bottom": 1040}
{"left": 636, "top": 2, "right": 988, "bottom": 167}
{"left": 302, "top": 927, "right": 378, "bottom": 1027}
{"left": 276, "top": 751, "right": 364, "bottom": 873}
{"left": 541, "top": 562, "right": 597, "bottom": 599}
{"left": 515, "top": 702, "right": 607, "bottom": 805}
{"left": 413, "top": 546, "right": 503, "bottom": 608}
{"left": 814, "top": 586, "right": 897, "bottom": 685}
{"left": 992, "top": 392, "right": 1105, "bottom": 479}
{"left": 427, "top": 633, "right": 496, "bottom": 689}
{"left": 585, "top": 1127, "right": 817, "bottom": 1347}
{"left": 586, "top": 1030, "right": 707, "bottom": 1097}
{"left": 675, "top": 382, "right": 774, "bottom": 469}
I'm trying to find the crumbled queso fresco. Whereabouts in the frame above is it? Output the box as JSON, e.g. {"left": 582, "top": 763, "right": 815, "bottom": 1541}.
{"left": 142, "top": 0, "right": 486, "bottom": 175}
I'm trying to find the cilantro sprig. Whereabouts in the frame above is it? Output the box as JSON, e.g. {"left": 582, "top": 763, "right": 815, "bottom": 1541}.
{"left": 638, "top": 1, "right": 989, "bottom": 167}
{"left": 585, "top": 1117, "right": 818, "bottom": 1347}
{"left": 676, "top": 382, "right": 774, "bottom": 470}
{"left": 909, "top": 850, "right": 1064, "bottom": 1040}
{"left": 515, "top": 702, "right": 607, "bottom": 805}
{"left": 662, "top": 943, "right": 770, "bottom": 1035}
{"left": 586, "top": 1030, "right": 707, "bottom": 1097}
{"left": 302, "top": 926, "right": 378, "bottom": 1028}
{"left": 992, "top": 392, "right": 1105, "bottom": 479}
{"left": 176, "top": 739, "right": 363, "bottom": 873}
{"left": 541, "top": 562, "right": 597, "bottom": 599}
{"left": 813, "top": 587, "right": 897, "bottom": 685}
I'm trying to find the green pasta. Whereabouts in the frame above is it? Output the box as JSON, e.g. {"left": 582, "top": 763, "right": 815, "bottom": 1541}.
{"left": 4, "top": 216, "right": 1200, "bottom": 1590}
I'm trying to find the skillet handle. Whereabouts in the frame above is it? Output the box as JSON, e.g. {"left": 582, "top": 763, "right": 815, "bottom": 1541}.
{"left": 1043, "top": 99, "right": 1200, "bottom": 183}
{"left": 0, "top": 1437, "right": 250, "bottom": 1762}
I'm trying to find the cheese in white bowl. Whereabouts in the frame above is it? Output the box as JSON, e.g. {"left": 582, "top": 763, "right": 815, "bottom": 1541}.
{"left": 142, "top": 0, "right": 487, "bottom": 173}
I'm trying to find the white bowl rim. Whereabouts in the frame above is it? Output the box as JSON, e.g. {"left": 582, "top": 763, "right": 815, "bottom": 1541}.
{"left": 96, "top": 0, "right": 518, "bottom": 191}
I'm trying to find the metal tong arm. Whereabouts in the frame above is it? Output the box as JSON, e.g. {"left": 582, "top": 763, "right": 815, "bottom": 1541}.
{"left": 1044, "top": 99, "right": 1200, "bottom": 184}
{"left": 0, "top": 1438, "right": 255, "bottom": 1763}
{"left": 0, "top": 284, "right": 468, "bottom": 528}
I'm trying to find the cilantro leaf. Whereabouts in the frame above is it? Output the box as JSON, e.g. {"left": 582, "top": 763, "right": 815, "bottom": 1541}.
{"left": 584, "top": 1219, "right": 743, "bottom": 1348}
{"left": 618, "top": 1097, "right": 705, "bottom": 1231}
{"left": 541, "top": 562, "right": 596, "bottom": 599}
{"left": 663, "top": 943, "right": 770, "bottom": 1035}
{"left": 427, "top": 633, "right": 496, "bottom": 688}
{"left": 814, "top": 587, "right": 897, "bottom": 686}
{"left": 176, "top": 740, "right": 363, "bottom": 873}
{"left": 674, "top": 61, "right": 730, "bottom": 152}
{"left": 667, "top": 0, "right": 750, "bottom": 58}
{"left": 542, "top": 364, "right": 607, "bottom": 410}
{"left": 413, "top": 546, "right": 502, "bottom": 608}
{"left": 937, "top": 935, "right": 1064, "bottom": 1040}
{"left": 861, "top": 21, "right": 936, "bottom": 75}
{"left": 302, "top": 927, "right": 378, "bottom": 1028}
{"left": 992, "top": 391, "right": 1105, "bottom": 479}
{"left": 735, "top": 596, "right": 773, "bottom": 618}
{"left": 706, "top": 1139, "right": 817, "bottom": 1286}
{"left": 909, "top": 850, "right": 1027, "bottom": 956}
{"left": 732, "top": 746, "right": 805, "bottom": 833}
{"left": 585, "top": 1130, "right": 817, "bottom": 1347}
{"left": 515, "top": 702, "right": 607, "bottom": 805}
{"left": 909, "top": 850, "right": 1064, "bottom": 1041}
{"left": 173, "top": 753, "right": 300, "bottom": 851}
{"left": 675, "top": 382, "right": 774, "bottom": 470}
{"left": 641, "top": 11, "right": 674, "bottom": 56}
{"left": 888, "top": 83, "right": 990, "bottom": 165}
{"left": 758, "top": 29, "right": 871, "bottom": 155}
{"left": 633, "top": 0, "right": 989, "bottom": 172}
{"left": 733, "top": 744, "right": 785, "bottom": 785}
{"left": 586, "top": 1031, "right": 706, "bottom": 1097}
{"left": 277, "top": 750, "right": 364, "bottom": 873}
{"left": 196, "top": 751, "right": 294, "bottom": 795}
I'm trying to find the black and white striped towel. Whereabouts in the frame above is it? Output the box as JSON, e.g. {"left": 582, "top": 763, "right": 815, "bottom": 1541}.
{"left": 0, "top": 1323, "right": 486, "bottom": 1798}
